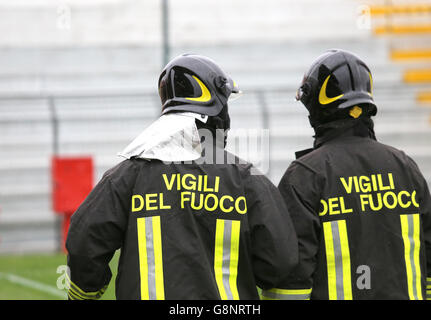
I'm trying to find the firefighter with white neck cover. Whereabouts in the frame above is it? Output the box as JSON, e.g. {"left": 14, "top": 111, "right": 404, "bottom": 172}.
{"left": 66, "top": 53, "right": 299, "bottom": 300}
{"left": 260, "top": 49, "right": 431, "bottom": 300}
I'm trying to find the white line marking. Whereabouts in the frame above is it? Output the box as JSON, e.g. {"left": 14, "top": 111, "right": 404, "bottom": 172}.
{"left": 0, "top": 272, "right": 67, "bottom": 299}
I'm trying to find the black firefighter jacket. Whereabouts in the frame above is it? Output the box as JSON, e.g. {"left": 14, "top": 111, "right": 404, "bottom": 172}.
{"left": 65, "top": 149, "right": 298, "bottom": 300}
{"left": 262, "top": 121, "right": 431, "bottom": 300}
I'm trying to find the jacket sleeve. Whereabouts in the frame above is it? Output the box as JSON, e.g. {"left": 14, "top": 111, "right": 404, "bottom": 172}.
{"left": 65, "top": 160, "right": 138, "bottom": 300}
{"left": 261, "top": 160, "right": 323, "bottom": 300}
{"left": 244, "top": 170, "right": 299, "bottom": 294}
{"left": 420, "top": 180, "right": 431, "bottom": 301}
{"left": 407, "top": 156, "right": 431, "bottom": 300}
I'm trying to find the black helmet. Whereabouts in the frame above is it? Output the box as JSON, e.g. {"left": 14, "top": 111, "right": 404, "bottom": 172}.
{"left": 158, "top": 54, "right": 240, "bottom": 118}
{"left": 296, "top": 49, "right": 377, "bottom": 127}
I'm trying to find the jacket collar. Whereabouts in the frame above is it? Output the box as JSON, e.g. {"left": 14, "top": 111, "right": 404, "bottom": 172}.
{"left": 295, "top": 117, "right": 376, "bottom": 159}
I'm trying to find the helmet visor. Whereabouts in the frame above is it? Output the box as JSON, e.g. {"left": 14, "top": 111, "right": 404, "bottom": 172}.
{"left": 295, "top": 74, "right": 307, "bottom": 101}
{"left": 158, "top": 71, "right": 174, "bottom": 104}
{"left": 228, "top": 79, "right": 243, "bottom": 101}
{"left": 229, "top": 90, "right": 243, "bottom": 101}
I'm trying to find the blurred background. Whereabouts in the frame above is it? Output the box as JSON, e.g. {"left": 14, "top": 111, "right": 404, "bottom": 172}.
{"left": 0, "top": 0, "right": 430, "bottom": 299}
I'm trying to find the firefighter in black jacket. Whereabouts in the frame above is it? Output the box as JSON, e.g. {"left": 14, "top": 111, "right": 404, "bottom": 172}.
{"left": 65, "top": 54, "right": 299, "bottom": 300}
{"left": 261, "top": 49, "right": 431, "bottom": 300}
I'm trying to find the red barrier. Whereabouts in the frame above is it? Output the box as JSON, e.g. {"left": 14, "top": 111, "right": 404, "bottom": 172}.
{"left": 52, "top": 156, "right": 94, "bottom": 252}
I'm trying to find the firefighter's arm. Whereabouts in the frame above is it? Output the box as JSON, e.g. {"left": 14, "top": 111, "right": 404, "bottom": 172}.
{"left": 65, "top": 160, "right": 137, "bottom": 300}
{"left": 244, "top": 172, "right": 299, "bottom": 296}
{"left": 421, "top": 182, "right": 431, "bottom": 300}
{"left": 409, "top": 158, "right": 431, "bottom": 300}
{"left": 260, "top": 161, "right": 323, "bottom": 300}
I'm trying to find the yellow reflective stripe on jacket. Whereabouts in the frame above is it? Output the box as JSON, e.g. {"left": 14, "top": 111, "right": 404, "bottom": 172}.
{"left": 66, "top": 273, "right": 107, "bottom": 300}
{"left": 400, "top": 214, "right": 423, "bottom": 300}
{"left": 323, "top": 220, "right": 353, "bottom": 300}
{"left": 426, "top": 277, "right": 431, "bottom": 300}
{"left": 260, "top": 288, "right": 312, "bottom": 300}
{"left": 68, "top": 289, "right": 83, "bottom": 300}
{"left": 137, "top": 215, "right": 165, "bottom": 300}
{"left": 214, "top": 219, "right": 241, "bottom": 300}
{"left": 229, "top": 220, "right": 241, "bottom": 300}
{"left": 152, "top": 216, "right": 165, "bottom": 299}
